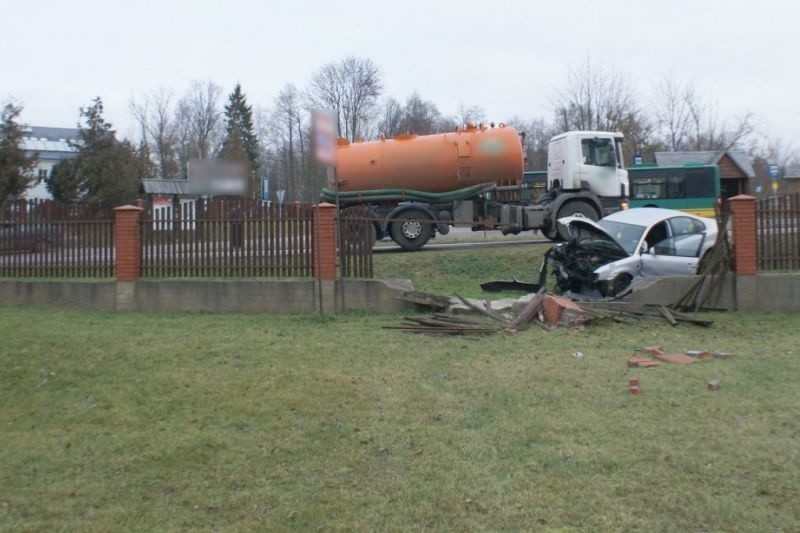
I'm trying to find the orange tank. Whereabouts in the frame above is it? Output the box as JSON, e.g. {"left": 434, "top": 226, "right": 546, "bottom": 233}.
{"left": 334, "top": 124, "right": 524, "bottom": 193}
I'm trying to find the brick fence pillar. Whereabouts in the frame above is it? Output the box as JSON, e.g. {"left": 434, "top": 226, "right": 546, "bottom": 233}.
{"left": 114, "top": 205, "right": 143, "bottom": 282}
{"left": 729, "top": 194, "right": 757, "bottom": 275}
{"left": 313, "top": 202, "right": 338, "bottom": 281}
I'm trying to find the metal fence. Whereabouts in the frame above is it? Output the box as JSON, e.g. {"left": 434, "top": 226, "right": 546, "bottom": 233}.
{"left": 758, "top": 193, "right": 800, "bottom": 271}
{"left": 339, "top": 206, "right": 374, "bottom": 279}
{"left": 140, "top": 198, "right": 315, "bottom": 278}
{"left": 0, "top": 199, "right": 115, "bottom": 278}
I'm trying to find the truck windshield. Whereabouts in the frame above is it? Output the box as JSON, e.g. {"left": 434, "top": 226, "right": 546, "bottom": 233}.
{"left": 581, "top": 139, "right": 616, "bottom": 167}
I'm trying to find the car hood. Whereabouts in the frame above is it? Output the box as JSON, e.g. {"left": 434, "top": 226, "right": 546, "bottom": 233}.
{"left": 557, "top": 216, "right": 630, "bottom": 258}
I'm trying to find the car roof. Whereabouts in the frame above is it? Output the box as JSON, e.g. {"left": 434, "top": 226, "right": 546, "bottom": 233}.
{"left": 602, "top": 207, "right": 703, "bottom": 226}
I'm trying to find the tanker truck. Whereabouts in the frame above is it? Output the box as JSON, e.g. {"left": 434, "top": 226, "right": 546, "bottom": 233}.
{"left": 321, "top": 124, "right": 629, "bottom": 251}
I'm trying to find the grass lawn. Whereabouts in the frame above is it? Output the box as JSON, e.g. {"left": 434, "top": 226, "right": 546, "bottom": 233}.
{"left": 2, "top": 304, "right": 799, "bottom": 530}
{"left": 374, "top": 243, "right": 549, "bottom": 298}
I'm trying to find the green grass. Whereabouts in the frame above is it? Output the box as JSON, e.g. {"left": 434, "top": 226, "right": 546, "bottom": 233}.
{"left": 374, "top": 244, "right": 548, "bottom": 298}
{"left": 1, "top": 306, "right": 799, "bottom": 531}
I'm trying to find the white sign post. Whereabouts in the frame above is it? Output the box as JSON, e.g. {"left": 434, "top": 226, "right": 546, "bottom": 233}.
{"left": 261, "top": 176, "right": 270, "bottom": 204}
{"left": 277, "top": 189, "right": 286, "bottom": 218}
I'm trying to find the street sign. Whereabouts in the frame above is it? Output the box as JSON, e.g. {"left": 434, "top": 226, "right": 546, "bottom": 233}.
{"left": 276, "top": 189, "right": 286, "bottom": 204}
{"left": 633, "top": 154, "right": 643, "bottom": 166}
{"left": 769, "top": 164, "right": 780, "bottom": 179}
{"left": 312, "top": 110, "right": 338, "bottom": 166}
{"left": 261, "top": 176, "right": 269, "bottom": 201}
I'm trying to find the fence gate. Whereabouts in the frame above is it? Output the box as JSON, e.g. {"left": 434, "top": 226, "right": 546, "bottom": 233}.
{"left": 339, "top": 206, "right": 374, "bottom": 279}
{"left": 758, "top": 193, "right": 800, "bottom": 271}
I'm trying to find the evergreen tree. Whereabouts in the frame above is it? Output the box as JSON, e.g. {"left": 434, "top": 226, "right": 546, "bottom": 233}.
{"left": 221, "top": 83, "right": 258, "bottom": 170}
{"left": 47, "top": 97, "right": 154, "bottom": 208}
{"left": 0, "top": 101, "right": 38, "bottom": 203}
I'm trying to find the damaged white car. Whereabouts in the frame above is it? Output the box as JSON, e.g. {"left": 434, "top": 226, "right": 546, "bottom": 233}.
{"left": 547, "top": 208, "right": 718, "bottom": 297}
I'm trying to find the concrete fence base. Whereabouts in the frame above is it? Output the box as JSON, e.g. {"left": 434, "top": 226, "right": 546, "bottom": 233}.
{"left": 0, "top": 279, "right": 414, "bottom": 314}
{"left": 2, "top": 274, "right": 800, "bottom": 313}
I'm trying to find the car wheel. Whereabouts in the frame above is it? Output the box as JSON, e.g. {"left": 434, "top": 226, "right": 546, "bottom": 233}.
{"left": 390, "top": 209, "right": 433, "bottom": 251}
{"left": 604, "top": 273, "right": 632, "bottom": 297}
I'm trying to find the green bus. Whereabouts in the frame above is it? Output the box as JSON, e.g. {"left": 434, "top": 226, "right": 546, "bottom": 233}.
{"left": 628, "top": 164, "right": 720, "bottom": 217}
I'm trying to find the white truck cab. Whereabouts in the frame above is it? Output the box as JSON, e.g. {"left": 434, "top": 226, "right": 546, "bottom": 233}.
{"left": 547, "top": 131, "right": 628, "bottom": 198}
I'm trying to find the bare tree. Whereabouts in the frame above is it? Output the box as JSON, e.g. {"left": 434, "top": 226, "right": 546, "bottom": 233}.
{"left": 553, "top": 60, "right": 654, "bottom": 163}
{"left": 309, "top": 56, "right": 383, "bottom": 141}
{"left": 653, "top": 77, "right": 756, "bottom": 153}
{"left": 654, "top": 77, "right": 692, "bottom": 151}
{"left": 553, "top": 61, "right": 647, "bottom": 130}
{"left": 129, "top": 88, "right": 179, "bottom": 179}
{"left": 455, "top": 103, "right": 486, "bottom": 127}
{"left": 377, "top": 97, "right": 404, "bottom": 138}
{"left": 506, "top": 116, "right": 557, "bottom": 170}
{"left": 174, "top": 80, "right": 224, "bottom": 176}
{"left": 398, "top": 92, "right": 443, "bottom": 135}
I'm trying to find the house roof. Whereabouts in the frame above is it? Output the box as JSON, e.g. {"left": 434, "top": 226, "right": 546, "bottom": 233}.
{"left": 654, "top": 150, "right": 755, "bottom": 178}
{"left": 784, "top": 165, "right": 800, "bottom": 179}
{"left": 22, "top": 138, "right": 77, "bottom": 158}
{"left": 140, "top": 179, "right": 192, "bottom": 196}
{"left": 21, "top": 126, "right": 81, "bottom": 161}
{"left": 22, "top": 126, "right": 80, "bottom": 141}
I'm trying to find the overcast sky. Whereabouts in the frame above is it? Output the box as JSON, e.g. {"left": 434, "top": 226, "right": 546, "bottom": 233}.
{"left": 3, "top": 0, "right": 798, "bottom": 145}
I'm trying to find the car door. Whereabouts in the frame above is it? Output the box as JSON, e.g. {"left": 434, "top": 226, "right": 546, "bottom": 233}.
{"left": 641, "top": 217, "right": 706, "bottom": 276}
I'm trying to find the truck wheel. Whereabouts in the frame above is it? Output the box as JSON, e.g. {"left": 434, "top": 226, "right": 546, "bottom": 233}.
{"left": 554, "top": 202, "right": 600, "bottom": 241}
{"left": 390, "top": 209, "right": 433, "bottom": 251}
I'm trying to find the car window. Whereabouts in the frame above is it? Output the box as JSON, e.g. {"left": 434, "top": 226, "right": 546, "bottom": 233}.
{"left": 597, "top": 220, "right": 646, "bottom": 254}
{"left": 644, "top": 221, "right": 669, "bottom": 249}
{"left": 653, "top": 233, "right": 705, "bottom": 257}
{"left": 668, "top": 216, "right": 705, "bottom": 236}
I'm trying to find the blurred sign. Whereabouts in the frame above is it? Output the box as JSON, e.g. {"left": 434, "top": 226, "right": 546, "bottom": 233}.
{"left": 772, "top": 181, "right": 779, "bottom": 192}
{"left": 633, "top": 154, "right": 643, "bottom": 165}
{"left": 276, "top": 189, "right": 286, "bottom": 204}
{"left": 769, "top": 164, "right": 779, "bottom": 179}
{"left": 261, "top": 176, "right": 269, "bottom": 201}
{"left": 312, "top": 110, "right": 338, "bottom": 166}
{"left": 187, "top": 159, "right": 247, "bottom": 196}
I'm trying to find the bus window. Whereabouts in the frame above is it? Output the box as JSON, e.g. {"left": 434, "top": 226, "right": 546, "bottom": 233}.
{"left": 667, "top": 175, "right": 684, "bottom": 198}
{"left": 632, "top": 176, "right": 666, "bottom": 199}
{"left": 684, "top": 169, "right": 715, "bottom": 198}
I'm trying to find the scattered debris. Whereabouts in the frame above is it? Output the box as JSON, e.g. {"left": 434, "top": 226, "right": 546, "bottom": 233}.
{"left": 543, "top": 294, "right": 586, "bottom": 327}
{"left": 572, "top": 351, "right": 584, "bottom": 358}
{"left": 627, "top": 346, "right": 733, "bottom": 367}
{"left": 707, "top": 379, "right": 721, "bottom": 391}
{"left": 626, "top": 357, "right": 661, "bottom": 368}
{"left": 504, "top": 287, "right": 548, "bottom": 333}
{"left": 398, "top": 290, "right": 452, "bottom": 310}
{"left": 391, "top": 286, "right": 715, "bottom": 336}
{"left": 672, "top": 210, "right": 733, "bottom": 311}
{"left": 382, "top": 313, "right": 502, "bottom": 335}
